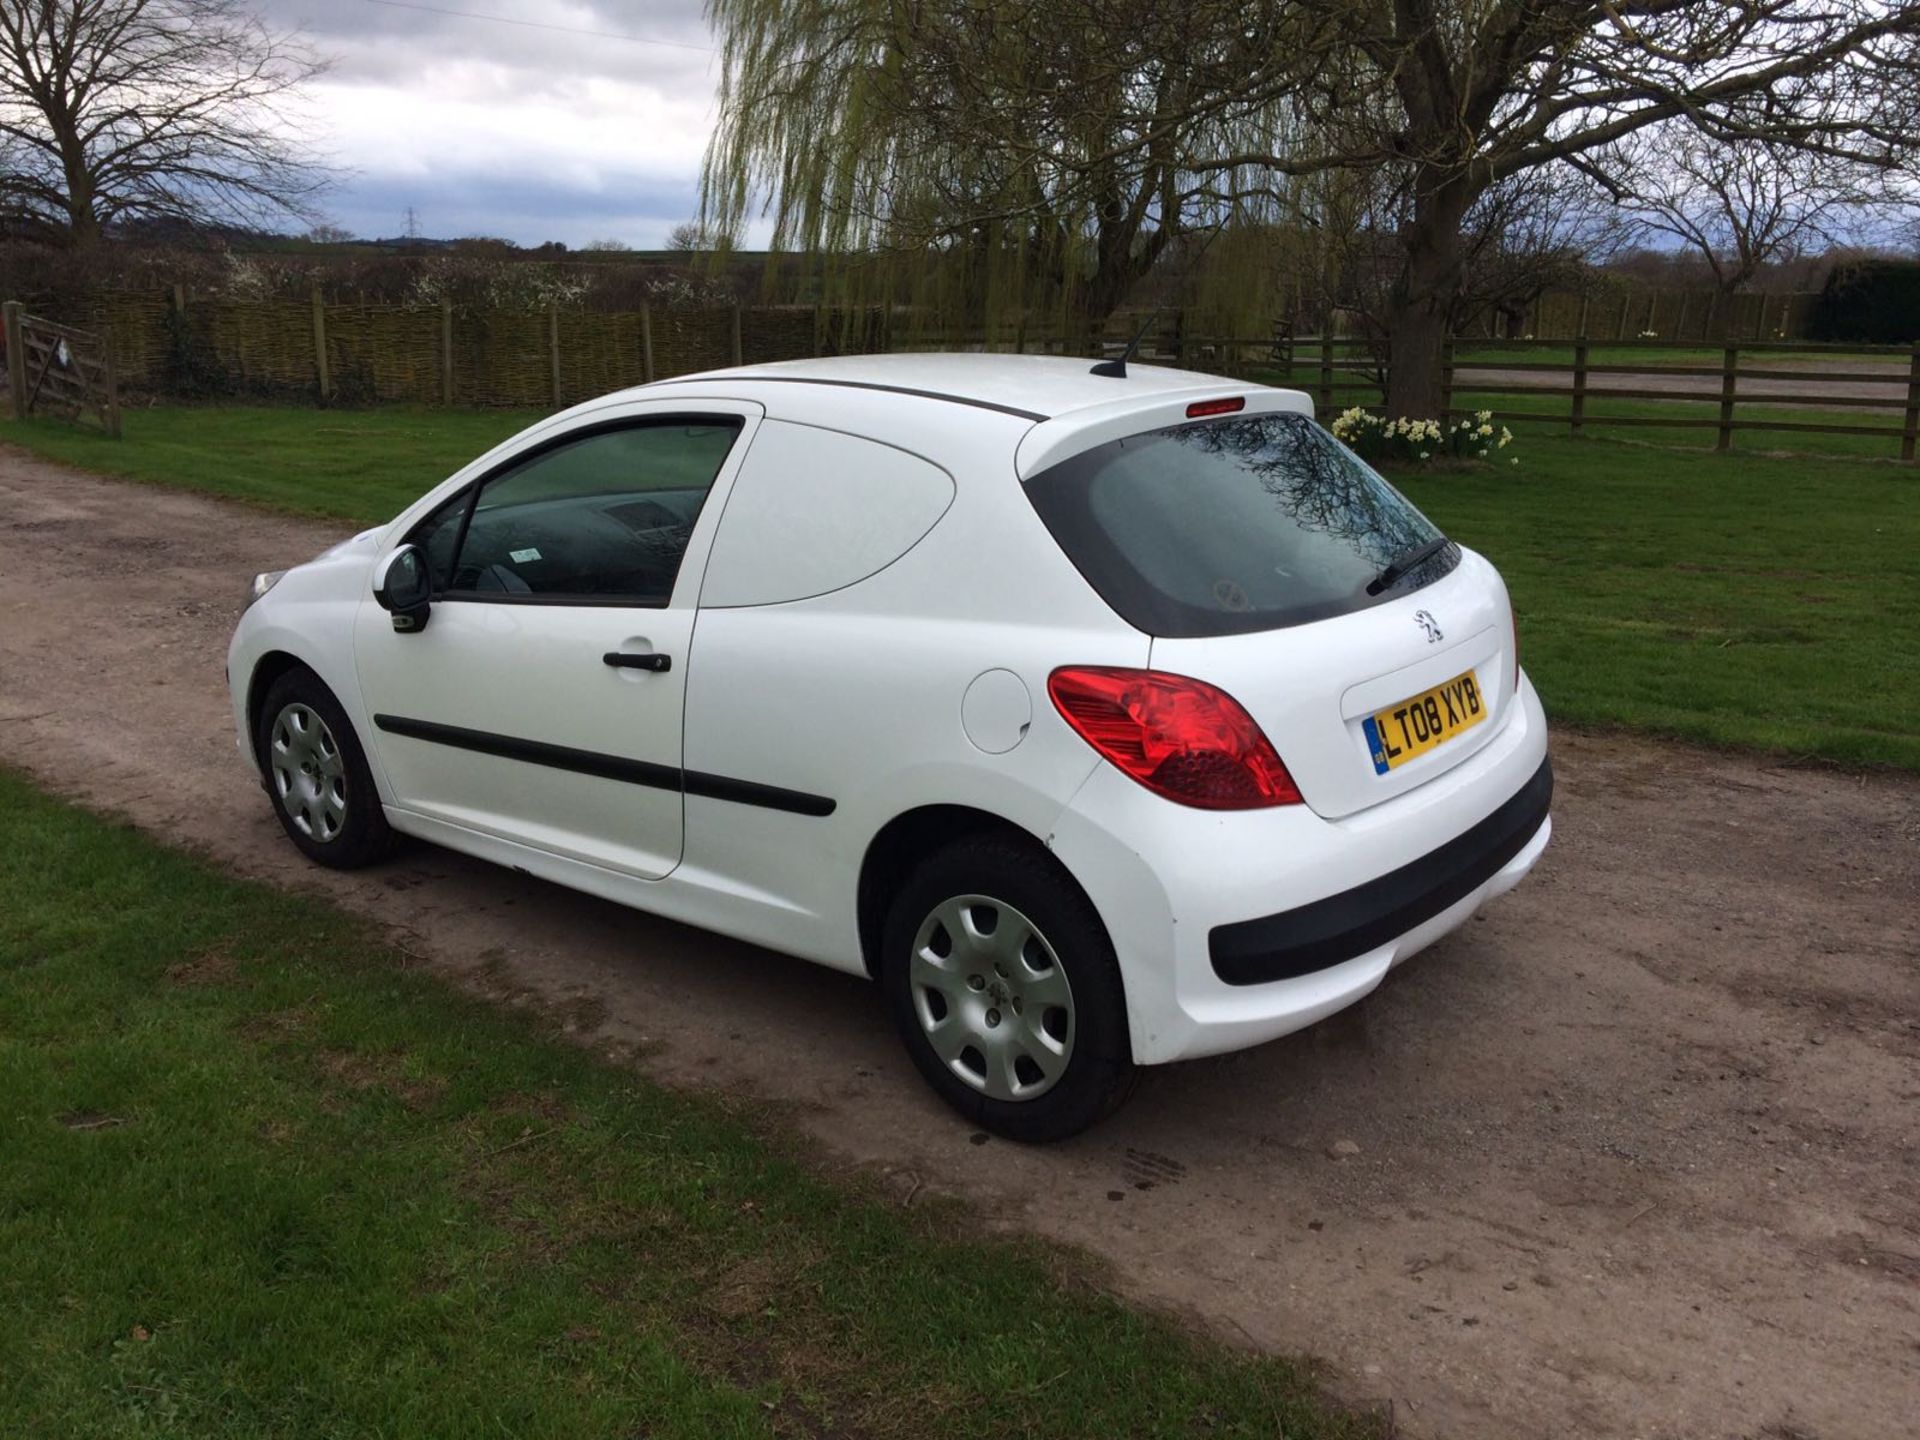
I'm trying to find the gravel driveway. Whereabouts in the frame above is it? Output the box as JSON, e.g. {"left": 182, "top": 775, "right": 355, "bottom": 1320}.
{"left": 2, "top": 448, "right": 1915, "bottom": 1440}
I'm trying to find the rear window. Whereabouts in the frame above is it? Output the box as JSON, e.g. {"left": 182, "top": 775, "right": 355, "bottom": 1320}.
{"left": 1024, "top": 411, "right": 1456, "bottom": 637}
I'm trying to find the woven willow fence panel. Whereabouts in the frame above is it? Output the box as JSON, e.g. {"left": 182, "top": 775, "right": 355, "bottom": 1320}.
{"left": 199, "top": 299, "right": 316, "bottom": 390}
{"left": 742, "top": 306, "right": 813, "bottom": 365}
{"left": 553, "top": 310, "right": 642, "bottom": 407}
{"left": 63, "top": 286, "right": 1819, "bottom": 405}
{"left": 454, "top": 309, "right": 548, "bottom": 407}
{"left": 329, "top": 304, "right": 442, "bottom": 401}
{"left": 74, "top": 293, "right": 885, "bottom": 407}
{"left": 654, "top": 307, "right": 735, "bottom": 380}
{"left": 89, "top": 293, "right": 172, "bottom": 383}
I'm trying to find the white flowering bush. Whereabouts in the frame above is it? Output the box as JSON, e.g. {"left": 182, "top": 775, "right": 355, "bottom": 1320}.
{"left": 1637, "top": 329, "right": 1659, "bottom": 339}
{"left": 405, "top": 256, "right": 595, "bottom": 310}
{"left": 221, "top": 253, "right": 276, "bottom": 300}
{"left": 1329, "top": 408, "right": 1515, "bottom": 466}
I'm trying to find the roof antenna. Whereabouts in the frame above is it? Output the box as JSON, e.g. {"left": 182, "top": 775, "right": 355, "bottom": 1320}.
{"left": 1087, "top": 219, "right": 1228, "bottom": 378}
{"left": 1089, "top": 306, "right": 1162, "bottom": 378}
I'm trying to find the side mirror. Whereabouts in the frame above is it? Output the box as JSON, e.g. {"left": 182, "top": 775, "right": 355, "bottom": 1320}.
{"left": 373, "top": 544, "right": 432, "bottom": 633}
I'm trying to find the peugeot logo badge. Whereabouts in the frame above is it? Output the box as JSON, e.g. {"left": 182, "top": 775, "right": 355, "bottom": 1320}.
{"left": 1414, "top": 610, "right": 1443, "bottom": 643}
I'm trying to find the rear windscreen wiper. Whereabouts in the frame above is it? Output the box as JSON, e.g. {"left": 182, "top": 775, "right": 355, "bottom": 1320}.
{"left": 1366, "top": 537, "right": 1452, "bottom": 596}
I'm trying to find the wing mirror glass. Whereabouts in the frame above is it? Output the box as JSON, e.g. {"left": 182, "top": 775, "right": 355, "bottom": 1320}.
{"left": 373, "top": 544, "right": 432, "bottom": 633}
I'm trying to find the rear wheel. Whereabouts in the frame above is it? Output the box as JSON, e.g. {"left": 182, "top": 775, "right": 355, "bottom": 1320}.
{"left": 882, "top": 834, "right": 1136, "bottom": 1141}
{"left": 255, "top": 667, "right": 391, "bottom": 869}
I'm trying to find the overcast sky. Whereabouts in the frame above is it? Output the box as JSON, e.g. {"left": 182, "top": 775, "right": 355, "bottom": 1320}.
{"left": 259, "top": 0, "right": 733, "bottom": 247}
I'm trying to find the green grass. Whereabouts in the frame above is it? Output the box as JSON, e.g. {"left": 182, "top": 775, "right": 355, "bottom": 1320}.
{"left": 3, "top": 402, "right": 1915, "bottom": 768}
{"left": 1404, "top": 434, "right": 1920, "bottom": 769}
{"left": 0, "top": 769, "right": 1374, "bottom": 1439}
{"left": 0, "top": 405, "right": 538, "bottom": 524}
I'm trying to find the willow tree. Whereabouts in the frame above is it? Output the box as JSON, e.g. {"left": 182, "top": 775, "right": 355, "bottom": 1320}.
{"left": 705, "top": 0, "right": 1918, "bottom": 416}
{"left": 702, "top": 0, "right": 1322, "bottom": 341}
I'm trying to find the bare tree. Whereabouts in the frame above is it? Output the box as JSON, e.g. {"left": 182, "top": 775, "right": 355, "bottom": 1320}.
{"left": 582, "top": 236, "right": 633, "bottom": 252}
{"left": 666, "top": 221, "right": 715, "bottom": 253}
{"left": 705, "top": 0, "right": 1920, "bottom": 416}
{"left": 1457, "top": 169, "right": 1633, "bottom": 337}
{"left": 1314, "top": 163, "right": 1627, "bottom": 357}
{"left": 0, "top": 0, "right": 328, "bottom": 247}
{"left": 1611, "top": 128, "right": 1893, "bottom": 297}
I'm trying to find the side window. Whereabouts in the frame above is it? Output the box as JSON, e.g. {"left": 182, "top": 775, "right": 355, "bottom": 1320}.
{"left": 424, "top": 418, "right": 742, "bottom": 604}
{"left": 699, "top": 421, "right": 954, "bottom": 608}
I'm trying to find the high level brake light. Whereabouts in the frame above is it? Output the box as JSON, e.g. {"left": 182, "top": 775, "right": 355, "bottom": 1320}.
{"left": 1185, "top": 396, "right": 1246, "bottom": 418}
{"left": 1048, "top": 667, "right": 1302, "bottom": 810}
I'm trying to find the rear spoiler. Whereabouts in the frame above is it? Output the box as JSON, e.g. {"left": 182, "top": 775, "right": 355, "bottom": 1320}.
{"left": 1013, "top": 386, "right": 1314, "bottom": 481}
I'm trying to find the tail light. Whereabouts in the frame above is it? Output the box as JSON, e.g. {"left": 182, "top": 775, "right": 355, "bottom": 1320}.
{"left": 1047, "top": 667, "right": 1302, "bottom": 810}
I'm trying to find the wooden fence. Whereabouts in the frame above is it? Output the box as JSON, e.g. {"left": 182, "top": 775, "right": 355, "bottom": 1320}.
{"left": 45, "top": 284, "right": 1836, "bottom": 401}
{"left": 79, "top": 287, "right": 888, "bottom": 408}
{"left": 902, "top": 289, "right": 1821, "bottom": 349}
{"left": 68, "top": 290, "right": 1288, "bottom": 407}
{"left": 891, "top": 309, "right": 1291, "bottom": 370}
{"left": 22, "top": 286, "right": 1914, "bottom": 461}
{"left": 1269, "top": 334, "right": 1920, "bottom": 462}
{"left": 1485, "top": 288, "right": 1817, "bottom": 344}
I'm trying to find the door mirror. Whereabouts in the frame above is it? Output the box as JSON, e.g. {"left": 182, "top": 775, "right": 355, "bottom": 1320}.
{"left": 373, "top": 544, "right": 432, "bottom": 633}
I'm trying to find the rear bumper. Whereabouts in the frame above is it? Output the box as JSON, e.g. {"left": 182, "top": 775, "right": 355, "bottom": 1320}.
{"left": 1048, "top": 671, "right": 1552, "bottom": 1065}
{"left": 1209, "top": 756, "right": 1553, "bottom": 985}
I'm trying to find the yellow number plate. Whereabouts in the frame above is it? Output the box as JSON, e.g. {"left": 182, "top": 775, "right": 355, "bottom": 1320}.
{"left": 1364, "top": 670, "right": 1486, "bottom": 774}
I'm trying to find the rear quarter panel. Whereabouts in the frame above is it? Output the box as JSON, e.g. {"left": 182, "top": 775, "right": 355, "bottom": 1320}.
{"left": 679, "top": 396, "right": 1149, "bottom": 971}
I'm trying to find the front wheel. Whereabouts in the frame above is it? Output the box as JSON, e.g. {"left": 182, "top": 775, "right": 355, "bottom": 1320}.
{"left": 882, "top": 834, "right": 1136, "bottom": 1141}
{"left": 254, "top": 666, "right": 392, "bottom": 869}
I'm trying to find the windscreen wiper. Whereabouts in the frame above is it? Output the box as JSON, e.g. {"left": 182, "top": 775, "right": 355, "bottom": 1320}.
{"left": 1366, "top": 537, "right": 1452, "bottom": 596}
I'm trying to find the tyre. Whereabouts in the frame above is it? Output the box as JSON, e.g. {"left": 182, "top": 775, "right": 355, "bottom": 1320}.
{"left": 254, "top": 666, "right": 392, "bottom": 870}
{"left": 882, "top": 833, "right": 1137, "bottom": 1141}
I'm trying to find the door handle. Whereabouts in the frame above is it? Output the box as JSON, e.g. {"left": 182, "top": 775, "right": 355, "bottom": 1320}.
{"left": 603, "top": 651, "right": 671, "bottom": 672}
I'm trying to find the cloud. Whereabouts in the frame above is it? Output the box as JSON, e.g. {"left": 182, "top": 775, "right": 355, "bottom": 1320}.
{"left": 256, "top": 0, "right": 724, "bottom": 246}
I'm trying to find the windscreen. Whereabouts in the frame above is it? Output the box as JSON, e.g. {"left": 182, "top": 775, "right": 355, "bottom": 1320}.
{"left": 1024, "top": 411, "right": 1456, "bottom": 637}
